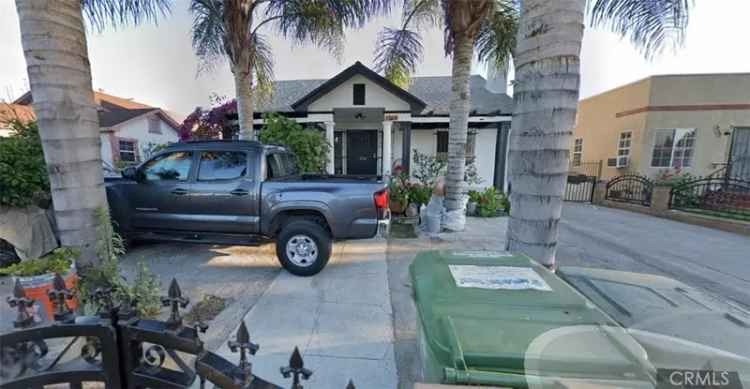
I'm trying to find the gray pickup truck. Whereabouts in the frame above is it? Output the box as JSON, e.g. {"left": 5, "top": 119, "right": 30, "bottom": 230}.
{"left": 106, "top": 140, "right": 389, "bottom": 276}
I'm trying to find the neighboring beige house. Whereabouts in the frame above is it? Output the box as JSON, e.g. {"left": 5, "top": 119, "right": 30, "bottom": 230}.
{"left": 572, "top": 73, "right": 750, "bottom": 180}
{"left": 12, "top": 90, "right": 181, "bottom": 171}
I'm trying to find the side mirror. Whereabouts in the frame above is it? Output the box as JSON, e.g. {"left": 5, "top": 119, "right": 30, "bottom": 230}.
{"left": 122, "top": 166, "right": 138, "bottom": 180}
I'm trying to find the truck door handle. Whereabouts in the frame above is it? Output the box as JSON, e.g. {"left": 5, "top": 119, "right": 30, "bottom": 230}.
{"left": 171, "top": 188, "right": 189, "bottom": 195}
{"left": 230, "top": 189, "right": 249, "bottom": 196}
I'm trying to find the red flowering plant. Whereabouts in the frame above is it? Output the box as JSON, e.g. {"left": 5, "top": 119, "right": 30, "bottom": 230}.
{"left": 178, "top": 98, "right": 238, "bottom": 141}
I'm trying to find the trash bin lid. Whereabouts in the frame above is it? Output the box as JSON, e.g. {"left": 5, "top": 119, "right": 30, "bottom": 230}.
{"left": 410, "top": 250, "right": 650, "bottom": 384}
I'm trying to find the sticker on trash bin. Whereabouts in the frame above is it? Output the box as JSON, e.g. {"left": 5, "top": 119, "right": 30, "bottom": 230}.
{"left": 448, "top": 265, "right": 552, "bottom": 291}
{"left": 450, "top": 250, "right": 513, "bottom": 258}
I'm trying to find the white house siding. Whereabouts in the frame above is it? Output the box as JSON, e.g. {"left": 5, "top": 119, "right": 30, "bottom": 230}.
{"left": 474, "top": 128, "right": 497, "bottom": 189}
{"left": 112, "top": 113, "right": 179, "bottom": 163}
{"left": 308, "top": 75, "right": 411, "bottom": 111}
{"left": 100, "top": 133, "right": 113, "bottom": 166}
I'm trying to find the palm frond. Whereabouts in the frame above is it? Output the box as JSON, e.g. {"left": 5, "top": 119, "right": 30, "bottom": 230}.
{"left": 589, "top": 0, "right": 692, "bottom": 57}
{"left": 441, "top": 0, "right": 493, "bottom": 55}
{"left": 81, "top": 0, "right": 171, "bottom": 32}
{"left": 190, "top": 0, "right": 226, "bottom": 73}
{"left": 402, "top": 0, "right": 442, "bottom": 31}
{"left": 373, "top": 27, "right": 423, "bottom": 88}
{"left": 251, "top": 33, "right": 275, "bottom": 105}
{"left": 475, "top": 1, "right": 517, "bottom": 71}
{"left": 263, "top": 0, "right": 346, "bottom": 55}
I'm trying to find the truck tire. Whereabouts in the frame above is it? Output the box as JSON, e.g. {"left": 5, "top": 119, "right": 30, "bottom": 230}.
{"left": 276, "top": 219, "right": 331, "bottom": 276}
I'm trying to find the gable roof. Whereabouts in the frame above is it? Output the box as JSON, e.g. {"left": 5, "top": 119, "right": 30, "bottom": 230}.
{"left": 257, "top": 64, "right": 513, "bottom": 116}
{"left": 290, "top": 61, "right": 427, "bottom": 113}
{"left": 12, "top": 90, "right": 180, "bottom": 131}
{"left": 0, "top": 103, "right": 36, "bottom": 125}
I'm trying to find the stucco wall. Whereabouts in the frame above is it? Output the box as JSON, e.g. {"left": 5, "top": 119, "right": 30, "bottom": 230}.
{"left": 573, "top": 74, "right": 750, "bottom": 179}
{"left": 308, "top": 74, "right": 411, "bottom": 111}
{"left": 572, "top": 78, "right": 651, "bottom": 179}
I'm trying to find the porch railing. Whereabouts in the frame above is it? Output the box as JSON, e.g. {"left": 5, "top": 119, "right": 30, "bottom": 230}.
{"left": 669, "top": 176, "right": 750, "bottom": 221}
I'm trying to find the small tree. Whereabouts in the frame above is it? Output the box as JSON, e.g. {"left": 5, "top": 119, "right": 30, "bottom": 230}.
{"left": 258, "top": 113, "right": 331, "bottom": 173}
{"left": 0, "top": 120, "right": 49, "bottom": 208}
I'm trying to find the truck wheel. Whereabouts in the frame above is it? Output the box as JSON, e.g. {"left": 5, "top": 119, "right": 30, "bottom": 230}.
{"left": 276, "top": 219, "right": 331, "bottom": 276}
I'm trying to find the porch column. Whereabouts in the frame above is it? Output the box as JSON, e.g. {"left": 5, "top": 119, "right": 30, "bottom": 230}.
{"left": 382, "top": 120, "right": 393, "bottom": 176}
{"left": 325, "top": 121, "right": 335, "bottom": 174}
{"left": 401, "top": 121, "right": 412, "bottom": 174}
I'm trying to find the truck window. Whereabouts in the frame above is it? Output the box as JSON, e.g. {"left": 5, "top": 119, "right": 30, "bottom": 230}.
{"left": 267, "top": 153, "right": 284, "bottom": 179}
{"left": 198, "top": 151, "right": 247, "bottom": 181}
{"left": 281, "top": 153, "right": 298, "bottom": 175}
{"left": 142, "top": 151, "right": 192, "bottom": 181}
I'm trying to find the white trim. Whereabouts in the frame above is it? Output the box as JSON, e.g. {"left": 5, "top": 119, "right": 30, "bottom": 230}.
{"left": 410, "top": 115, "right": 511, "bottom": 123}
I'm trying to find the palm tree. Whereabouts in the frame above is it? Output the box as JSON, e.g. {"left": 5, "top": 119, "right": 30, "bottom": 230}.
{"left": 191, "top": 0, "right": 388, "bottom": 140}
{"left": 373, "top": 0, "right": 517, "bottom": 230}
{"left": 506, "top": 0, "right": 691, "bottom": 267}
{"left": 15, "top": 0, "right": 170, "bottom": 265}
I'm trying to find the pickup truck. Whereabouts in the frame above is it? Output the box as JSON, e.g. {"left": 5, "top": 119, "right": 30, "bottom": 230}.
{"left": 106, "top": 140, "right": 389, "bottom": 276}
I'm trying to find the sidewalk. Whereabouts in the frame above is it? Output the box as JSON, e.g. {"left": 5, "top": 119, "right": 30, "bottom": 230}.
{"left": 212, "top": 238, "right": 397, "bottom": 388}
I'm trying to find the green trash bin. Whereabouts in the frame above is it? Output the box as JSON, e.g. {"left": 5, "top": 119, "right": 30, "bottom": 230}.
{"left": 410, "top": 250, "right": 653, "bottom": 388}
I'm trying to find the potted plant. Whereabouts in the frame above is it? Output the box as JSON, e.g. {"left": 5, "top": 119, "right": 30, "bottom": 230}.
{"left": 389, "top": 172, "right": 410, "bottom": 215}
{"left": 0, "top": 247, "right": 79, "bottom": 320}
{"left": 467, "top": 190, "right": 481, "bottom": 216}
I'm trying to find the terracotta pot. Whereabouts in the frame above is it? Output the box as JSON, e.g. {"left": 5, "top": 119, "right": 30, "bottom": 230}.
{"left": 391, "top": 199, "right": 406, "bottom": 214}
{"left": 13, "top": 263, "right": 78, "bottom": 320}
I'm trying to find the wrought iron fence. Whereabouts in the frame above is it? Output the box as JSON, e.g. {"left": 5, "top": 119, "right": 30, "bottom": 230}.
{"left": 0, "top": 275, "right": 356, "bottom": 389}
{"left": 605, "top": 175, "right": 653, "bottom": 206}
{"left": 564, "top": 161, "right": 602, "bottom": 202}
{"left": 669, "top": 177, "right": 750, "bottom": 221}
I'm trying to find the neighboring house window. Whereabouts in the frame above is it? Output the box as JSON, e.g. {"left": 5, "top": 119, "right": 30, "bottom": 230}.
{"left": 198, "top": 151, "right": 247, "bottom": 180}
{"left": 119, "top": 139, "right": 137, "bottom": 162}
{"left": 353, "top": 84, "right": 365, "bottom": 105}
{"left": 436, "top": 131, "right": 476, "bottom": 161}
{"left": 142, "top": 151, "right": 192, "bottom": 181}
{"left": 148, "top": 115, "right": 161, "bottom": 134}
{"left": 572, "top": 138, "right": 583, "bottom": 166}
{"left": 617, "top": 132, "right": 632, "bottom": 167}
{"left": 651, "top": 129, "right": 696, "bottom": 168}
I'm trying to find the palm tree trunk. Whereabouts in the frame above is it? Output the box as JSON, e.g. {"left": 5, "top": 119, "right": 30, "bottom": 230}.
{"left": 506, "top": 0, "right": 585, "bottom": 266}
{"left": 16, "top": 0, "right": 108, "bottom": 265}
{"left": 234, "top": 63, "right": 255, "bottom": 140}
{"left": 444, "top": 33, "right": 473, "bottom": 229}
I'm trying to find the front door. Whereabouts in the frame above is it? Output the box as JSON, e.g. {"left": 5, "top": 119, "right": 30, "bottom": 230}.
{"left": 346, "top": 130, "right": 378, "bottom": 175}
{"left": 729, "top": 127, "right": 750, "bottom": 180}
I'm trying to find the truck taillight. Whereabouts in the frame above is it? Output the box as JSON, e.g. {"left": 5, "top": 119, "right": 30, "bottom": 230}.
{"left": 374, "top": 189, "right": 389, "bottom": 210}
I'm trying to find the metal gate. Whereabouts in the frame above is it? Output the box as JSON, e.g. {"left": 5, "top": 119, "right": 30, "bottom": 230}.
{"left": 0, "top": 275, "right": 356, "bottom": 389}
{"left": 729, "top": 127, "right": 750, "bottom": 181}
{"left": 564, "top": 161, "right": 602, "bottom": 202}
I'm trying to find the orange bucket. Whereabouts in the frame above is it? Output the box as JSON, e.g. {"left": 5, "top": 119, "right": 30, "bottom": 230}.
{"left": 14, "top": 266, "right": 79, "bottom": 321}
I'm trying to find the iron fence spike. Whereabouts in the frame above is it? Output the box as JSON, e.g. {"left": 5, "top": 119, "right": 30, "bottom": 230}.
{"left": 289, "top": 346, "right": 303, "bottom": 369}
{"left": 346, "top": 379, "right": 356, "bottom": 389}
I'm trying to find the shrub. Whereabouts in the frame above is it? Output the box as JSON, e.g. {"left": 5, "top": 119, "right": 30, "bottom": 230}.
{"left": 408, "top": 184, "right": 432, "bottom": 207}
{"left": 412, "top": 149, "right": 446, "bottom": 187}
{"left": 388, "top": 172, "right": 410, "bottom": 210}
{"left": 259, "top": 113, "right": 331, "bottom": 173}
{"left": 653, "top": 168, "right": 697, "bottom": 187}
{"left": 0, "top": 247, "right": 78, "bottom": 276}
{"left": 0, "top": 120, "right": 49, "bottom": 207}
{"left": 477, "top": 187, "right": 499, "bottom": 217}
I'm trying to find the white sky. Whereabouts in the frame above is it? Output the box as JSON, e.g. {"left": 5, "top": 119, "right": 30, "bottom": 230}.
{"left": 1, "top": 0, "right": 749, "bottom": 118}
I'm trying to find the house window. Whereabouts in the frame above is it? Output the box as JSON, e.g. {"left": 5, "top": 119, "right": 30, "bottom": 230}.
{"left": 148, "top": 116, "right": 161, "bottom": 134}
{"left": 436, "top": 131, "right": 476, "bottom": 161}
{"left": 119, "top": 139, "right": 137, "bottom": 162}
{"left": 651, "top": 129, "right": 696, "bottom": 168}
{"left": 353, "top": 84, "right": 365, "bottom": 105}
{"left": 436, "top": 131, "right": 449, "bottom": 160}
{"left": 572, "top": 138, "right": 583, "bottom": 166}
{"left": 617, "top": 132, "right": 632, "bottom": 167}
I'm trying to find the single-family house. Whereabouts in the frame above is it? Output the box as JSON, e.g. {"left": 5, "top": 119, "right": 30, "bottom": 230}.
{"left": 12, "top": 90, "right": 182, "bottom": 170}
{"left": 0, "top": 103, "right": 36, "bottom": 137}
{"left": 234, "top": 61, "right": 513, "bottom": 190}
{"left": 572, "top": 73, "right": 750, "bottom": 181}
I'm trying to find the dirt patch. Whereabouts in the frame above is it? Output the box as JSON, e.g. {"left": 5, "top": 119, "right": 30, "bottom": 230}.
{"left": 184, "top": 294, "right": 228, "bottom": 324}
